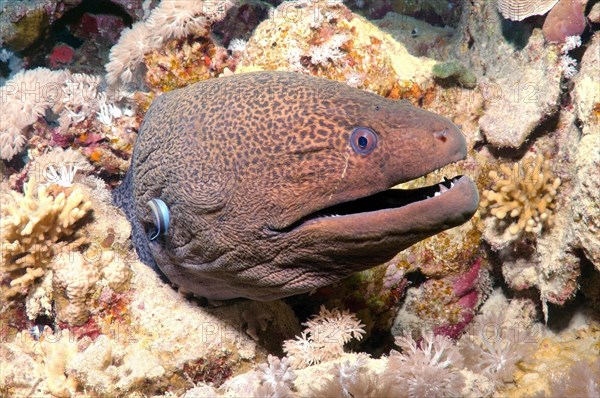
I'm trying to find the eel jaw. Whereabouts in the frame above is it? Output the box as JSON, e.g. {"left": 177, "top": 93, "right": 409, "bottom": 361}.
{"left": 271, "top": 175, "right": 479, "bottom": 239}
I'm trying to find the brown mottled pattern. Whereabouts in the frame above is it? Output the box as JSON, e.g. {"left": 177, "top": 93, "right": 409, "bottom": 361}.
{"left": 114, "top": 71, "right": 477, "bottom": 300}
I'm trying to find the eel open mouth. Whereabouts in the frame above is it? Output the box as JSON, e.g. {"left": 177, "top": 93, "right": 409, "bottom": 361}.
{"left": 272, "top": 175, "right": 479, "bottom": 234}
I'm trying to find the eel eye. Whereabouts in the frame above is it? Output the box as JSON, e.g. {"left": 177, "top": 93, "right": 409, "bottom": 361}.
{"left": 147, "top": 198, "right": 170, "bottom": 241}
{"left": 350, "top": 127, "right": 378, "bottom": 155}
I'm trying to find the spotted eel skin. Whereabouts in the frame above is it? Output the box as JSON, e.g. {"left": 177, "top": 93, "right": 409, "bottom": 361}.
{"left": 113, "top": 71, "right": 479, "bottom": 300}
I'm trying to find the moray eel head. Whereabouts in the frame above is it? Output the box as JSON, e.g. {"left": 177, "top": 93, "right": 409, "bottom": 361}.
{"left": 114, "top": 71, "right": 479, "bottom": 300}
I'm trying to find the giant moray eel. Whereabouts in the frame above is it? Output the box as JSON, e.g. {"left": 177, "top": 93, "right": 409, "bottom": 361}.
{"left": 113, "top": 71, "right": 479, "bottom": 301}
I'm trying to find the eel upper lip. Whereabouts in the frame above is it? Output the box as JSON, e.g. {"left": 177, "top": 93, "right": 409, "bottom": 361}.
{"left": 268, "top": 175, "right": 479, "bottom": 235}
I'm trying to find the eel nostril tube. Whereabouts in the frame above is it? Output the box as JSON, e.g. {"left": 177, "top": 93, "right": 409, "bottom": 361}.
{"left": 433, "top": 129, "right": 449, "bottom": 143}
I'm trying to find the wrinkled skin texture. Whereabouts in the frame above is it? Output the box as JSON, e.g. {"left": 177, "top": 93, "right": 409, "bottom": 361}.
{"left": 114, "top": 71, "right": 479, "bottom": 300}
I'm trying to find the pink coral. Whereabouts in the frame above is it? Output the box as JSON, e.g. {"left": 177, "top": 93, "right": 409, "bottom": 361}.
{"left": 542, "top": 0, "right": 585, "bottom": 43}
{"left": 49, "top": 44, "right": 74, "bottom": 69}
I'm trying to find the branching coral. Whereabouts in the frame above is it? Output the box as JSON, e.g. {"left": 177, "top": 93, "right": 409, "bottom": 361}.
{"left": 0, "top": 179, "right": 92, "bottom": 299}
{"left": 283, "top": 306, "right": 366, "bottom": 369}
{"left": 481, "top": 154, "right": 561, "bottom": 244}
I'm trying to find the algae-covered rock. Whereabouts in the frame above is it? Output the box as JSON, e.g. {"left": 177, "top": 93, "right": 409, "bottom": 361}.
{"left": 4, "top": 8, "right": 49, "bottom": 51}
{"left": 432, "top": 60, "right": 477, "bottom": 88}
{"left": 0, "top": 0, "right": 80, "bottom": 51}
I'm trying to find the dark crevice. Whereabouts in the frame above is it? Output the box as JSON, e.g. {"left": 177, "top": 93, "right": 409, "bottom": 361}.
{"left": 484, "top": 109, "right": 561, "bottom": 160}
{"left": 20, "top": 0, "right": 132, "bottom": 68}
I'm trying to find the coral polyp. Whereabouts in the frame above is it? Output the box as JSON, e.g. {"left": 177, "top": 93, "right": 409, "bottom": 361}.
{"left": 481, "top": 154, "right": 561, "bottom": 241}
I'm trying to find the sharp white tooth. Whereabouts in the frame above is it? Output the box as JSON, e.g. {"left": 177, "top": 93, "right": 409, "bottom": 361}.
{"left": 434, "top": 191, "right": 441, "bottom": 197}
{"left": 450, "top": 182, "right": 455, "bottom": 188}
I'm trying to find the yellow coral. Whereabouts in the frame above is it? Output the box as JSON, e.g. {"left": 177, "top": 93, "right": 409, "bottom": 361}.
{"left": 481, "top": 154, "right": 561, "bottom": 237}
{"left": 144, "top": 37, "right": 225, "bottom": 92}
{"left": 0, "top": 179, "right": 92, "bottom": 298}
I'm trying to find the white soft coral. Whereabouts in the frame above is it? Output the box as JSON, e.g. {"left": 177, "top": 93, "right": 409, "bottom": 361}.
{"left": 283, "top": 306, "right": 365, "bottom": 369}
{"left": 458, "top": 311, "right": 533, "bottom": 386}
{"left": 381, "top": 331, "right": 465, "bottom": 398}
{"left": 105, "top": 0, "right": 234, "bottom": 85}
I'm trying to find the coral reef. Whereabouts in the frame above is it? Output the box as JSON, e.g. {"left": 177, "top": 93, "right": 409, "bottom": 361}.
{"left": 390, "top": 0, "right": 463, "bottom": 27}
{"left": 105, "top": 0, "right": 234, "bottom": 86}
{"left": 542, "top": 0, "right": 586, "bottom": 43}
{"left": 0, "top": 67, "right": 137, "bottom": 169}
{"left": 1, "top": 0, "right": 599, "bottom": 396}
{"left": 393, "top": 258, "right": 492, "bottom": 340}
{"left": 432, "top": 60, "right": 477, "bottom": 88}
{"left": 0, "top": 68, "right": 67, "bottom": 160}
{"left": 506, "top": 323, "right": 600, "bottom": 397}
{"left": 0, "top": 178, "right": 91, "bottom": 299}
{"left": 497, "top": 0, "right": 559, "bottom": 21}
{"left": 481, "top": 154, "right": 561, "bottom": 246}
{"left": 236, "top": 0, "right": 436, "bottom": 97}
{"left": 380, "top": 331, "right": 466, "bottom": 397}
{"left": 475, "top": 29, "right": 562, "bottom": 148}
{"left": 143, "top": 36, "right": 230, "bottom": 93}
{"left": 283, "top": 306, "right": 366, "bottom": 369}
{"left": 374, "top": 12, "right": 456, "bottom": 59}
{"left": 499, "top": 0, "right": 587, "bottom": 44}
{"left": 1, "top": 155, "right": 134, "bottom": 325}
{"left": 590, "top": 2, "right": 600, "bottom": 22}
{"left": 0, "top": 257, "right": 301, "bottom": 397}
{"left": 0, "top": 0, "right": 82, "bottom": 52}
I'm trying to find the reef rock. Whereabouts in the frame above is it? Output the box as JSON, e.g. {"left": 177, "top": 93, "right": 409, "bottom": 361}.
{"left": 236, "top": 0, "right": 436, "bottom": 97}
{"left": 571, "top": 36, "right": 600, "bottom": 269}
{"left": 459, "top": 1, "right": 562, "bottom": 148}
{"left": 0, "top": 256, "right": 300, "bottom": 397}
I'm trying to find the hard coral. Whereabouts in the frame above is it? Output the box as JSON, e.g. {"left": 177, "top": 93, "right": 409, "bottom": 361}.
{"left": 542, "top": 0, "right": 586, "bottom": 43}
{"left": 0, "top": 179, "right": 91, "bottom": 299}
{"left": 497, "top": 0, "right": 559, "bottom": 21}
{"left": 481, "top": 154, "right": 561, "bottom": 246}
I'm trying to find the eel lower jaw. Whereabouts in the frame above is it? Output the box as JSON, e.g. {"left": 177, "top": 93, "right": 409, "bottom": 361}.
{"left": 271, "top": 175, "right": 479, "bottom": 237}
